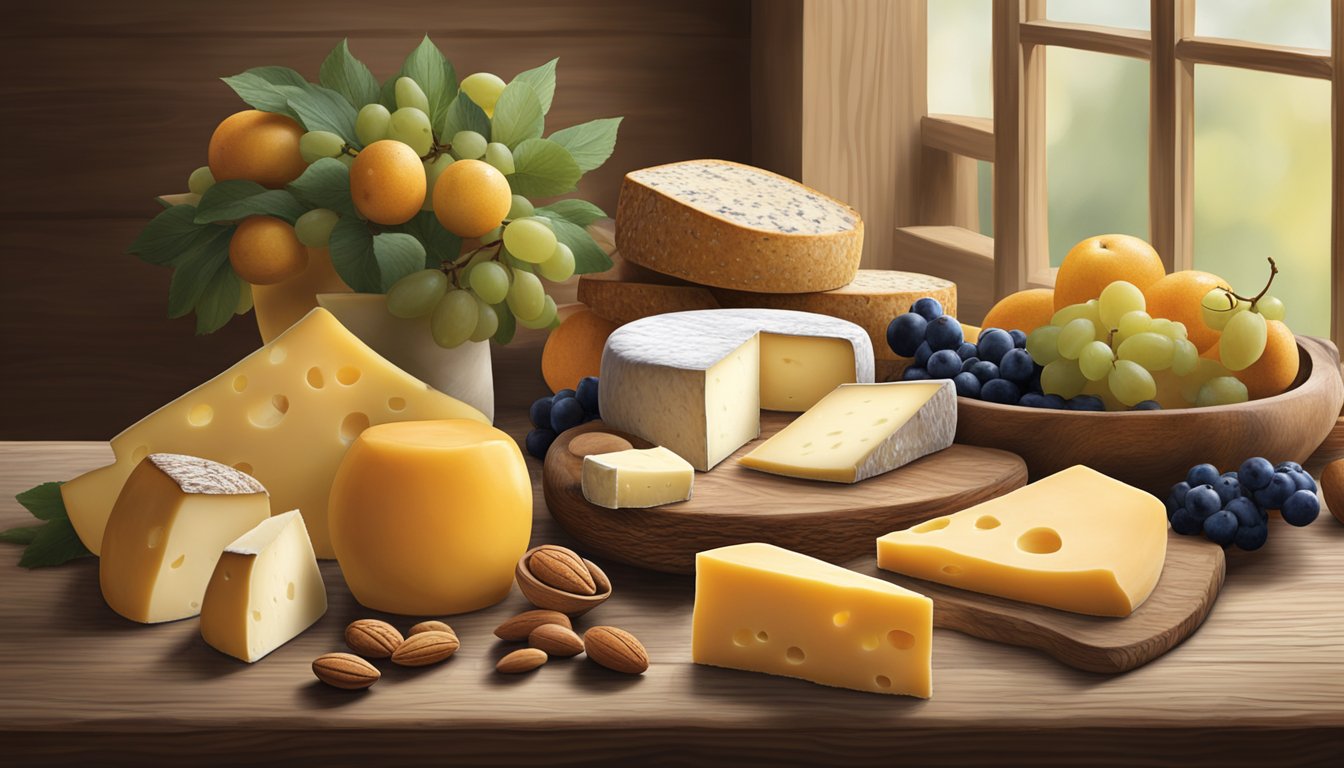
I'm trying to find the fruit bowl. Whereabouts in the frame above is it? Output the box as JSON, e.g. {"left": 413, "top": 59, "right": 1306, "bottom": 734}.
{"left": 954, "top": 336, "right": 1344, "bottom": 497}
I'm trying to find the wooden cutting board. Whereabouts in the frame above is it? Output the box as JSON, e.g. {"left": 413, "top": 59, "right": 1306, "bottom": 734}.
{"left": 543, "top": 414, "right": 1028, "bottom": 574}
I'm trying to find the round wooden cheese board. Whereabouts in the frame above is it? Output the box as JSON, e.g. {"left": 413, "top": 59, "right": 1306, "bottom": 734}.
{"left": 542, "top": 414, "right": 1028, "bottom": 574}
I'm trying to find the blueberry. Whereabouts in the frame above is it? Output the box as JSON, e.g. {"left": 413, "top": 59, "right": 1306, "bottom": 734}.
{"left": 925, "top": 315, "right": 965, "bottom": 351}
{"left": 1009, "top": 329, "right": 1028, "bottom": 349}
{"left": 549, "top": 396, "right": 586, "bottom": 434}
{"left": 886, "top": 313, "right": 928, "bottom": 357}
{"left": 1186, "top": 463, "right": 1221, "bottom": 488}
{"left": 1221, "top": 471, "right": 1240, "bottom": 481}
{"left": 528, "top": 396, "right": 554, "bottom": 430}
{"left": 1170, "top": 507, "right": 1203, "bottom": 535}
{"left": 927, "top": 349, "right": 963, "bottom": 379}
{"left": 911, "top": 297, "right": 944, "bottom": 321}
{"left": 1234, "top": 522, "right": 1268, "bottom": 551}
{"left": 902, "top": 366, "right": 931, "bottom": 381}
{"left": 969, "top": 361, "right": 999, "bottom": 384}
{"left": 1238, "top": 457, "right": 1275, "bottom": 491}
{"left": 554, "top": 388, "right": 577, "bottom": 401}
{"left": 1131, "top": 400, "right": 1162, "bottom": 410}
{"left": 1281, "top": 490, "right": 1320, "bottom": 527}
{"left": 1027, "top": 366, "right": 1044, "bottom": 394}
{"left": 914, "top": 341, "right": 934, "bottom": 368}
{"left": 1213, "top": 476, "right": 1242, "bottom": 505}
{"left": 1041, "top": 394, "right": 1068, "bottom": 409}
{"left": 999, "top": 348, "right": 1034, "bottom": 384}
{"left": 960, "top": 356, "right": 981, "bottom": 373}
{"left": 524, "top": 428, "right": 557, "bottom": 459}
{"left": 1068, "top": 395, "right": 1106, "bottom": 412}
{"left": 976, "top": 329, "right": 1015, "bottom": 365}
{"left": 952, "top": 371, "right": 982, "bottom": 398}
{"left": 1288, "top": 469, "right": 1318, "bottom": 493}
{"left": 1203, "top": 509, "right": 1239, "bottom": 546}
{"left": 1185, "top": 485, "right": 1222, "bottom": 519}
{"left": 956, "top": 342, "right": 979, "bottom": 361}
{"left": 1019, "top": 392, "right": 1048, "bottom": 408}
{"left": 1252, "top": 472, "right": 1296, "bottom": 510}
{"left": 1225, "top": 496, "right": 1261, "bottom": 528}
{"left": 981, "top": 378, "right": 1021, "bottom": 404}
{"left": 576, "top": 376, "right": 600, "bottom": 416}
{"left": 1275, "top": 460, "right": 1304, "bottom": 473}
{"left": 1169, "top": 481, "right": 1191, "bottom": 507}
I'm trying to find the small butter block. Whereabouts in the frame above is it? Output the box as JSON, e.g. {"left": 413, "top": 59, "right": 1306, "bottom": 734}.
{"left": 581, "top": 446, "right": 695, "bottom": 509}
{"left": 693, "top": 542, "right": 932, "bottom": 698}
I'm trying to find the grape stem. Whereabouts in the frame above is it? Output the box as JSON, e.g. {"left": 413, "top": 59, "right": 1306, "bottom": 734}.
{"left": 1213, "top": 257, "right": 1278, "bottom": 311}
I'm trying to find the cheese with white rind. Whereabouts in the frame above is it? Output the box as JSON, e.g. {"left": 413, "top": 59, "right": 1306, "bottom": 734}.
{"left": 582, "top": 446, "right": 695, "bottom": 509}
{"left": 616, "top": 160, "right": 864, "bottom": 294}
{"left": 739, "top": 381, "right": 956, "bottom": 484}
{"left": 598, "top": 309, "right": 875, "bottom": 471}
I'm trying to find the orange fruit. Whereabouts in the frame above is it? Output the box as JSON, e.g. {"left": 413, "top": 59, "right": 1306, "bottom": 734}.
{"left": 1054, "top": 234, "right": 1166, "bottom": 310}
{"left": 960, "top": 323, "right": 982, "bottom": 344}
{"left": 1230, "top": 318, "right": 1298, "bottom": 400}
{"left": 1322, "top": 459, "right": 1344, "bottom": 524}
{"left": 229, "top": 216, "right": 308, "bottom": 285}
{"left": 432, "top": 159, "right": 512, "bottom": 238}
{"left": 208, "top": 110, "right": 307, "bottom": 189}
{"left": 1144, "top": 270, "right": 1226, "bottom": 352}
{"left": 349, "top": 140, "right": 426, "bottom": 225}
{"left": 541, "top": 309, "right": 618, "bottom": 393}
{"left": 982, "top": 288, "right": 1056, "bottom": 334}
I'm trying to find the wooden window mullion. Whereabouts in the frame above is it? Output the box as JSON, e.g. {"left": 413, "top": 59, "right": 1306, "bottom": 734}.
{"left": 1333, "top": 0, "right": 1343, "bottom": 343}
{"left": 1150, "top": 0, "right": 1195, "bottom": 273}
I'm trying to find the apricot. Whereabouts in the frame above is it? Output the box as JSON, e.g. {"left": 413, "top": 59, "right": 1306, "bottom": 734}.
{"left": 208, "top": 110, "right": 308, "bottom": 189}
{"left": 1054, "top": 234, "right": 1165, "bottom": 310}
{"left": 982, "top": 288, "right": 1055, "bottom": 334}
{"left": 229, "top": 216, "right": 308, "bottom": 285}
{"left": 433, "top": 159, "right": 512, "bottom": 238}
{"left": 541, "top": 309, "right": 618, "bottom": 393}
{"left": 1144, "top": 270, "right": 1226, "bottom": 352}
{"left": 349, "top": 140, "right": 426, "bottom": 226}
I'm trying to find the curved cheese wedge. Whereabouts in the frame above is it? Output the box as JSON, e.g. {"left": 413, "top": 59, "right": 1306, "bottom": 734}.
{"left": 598, "top": 309, "right": 875, "bottom": 471}
{"left": 876, "top": 465, "right": 1168, "bottom": 617}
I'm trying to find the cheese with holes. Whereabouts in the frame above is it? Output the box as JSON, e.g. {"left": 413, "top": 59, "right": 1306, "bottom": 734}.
{"left": 200, "top": 510, "right": 327, "bottom": 662}
{"left": 60, "top": 308, "right": 488, "bottom": 559}
{"left": 740, "top": 381, "right": 956, "bottom": 483}
{"left": 693, "top": 542, "right": 932, "bottom": 698}
{"left": 599, "top": 309, "right": 875, "bottom": 471}
{"left": 582, "top": 446, "right": 695, "bottom": 509}
{"left": 99, "top": 454, "right": 271, "bottom": 624}
{"left": 877, "top": 465, "right": 1167, "bottom": 617}
{"left": 616, "top": 160, "right": 864, "bottom": 293}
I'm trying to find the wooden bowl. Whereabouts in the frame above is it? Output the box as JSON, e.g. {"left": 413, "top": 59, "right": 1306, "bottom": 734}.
{"left": 514, "top": 545, "right": 613, "bottom": 617}
{"left": 955, "top": 336, "right": 1344, "bottom": 497}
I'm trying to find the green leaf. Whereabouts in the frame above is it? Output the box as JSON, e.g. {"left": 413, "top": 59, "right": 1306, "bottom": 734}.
{"left": 129, "top": 204, "right": 221, "bottom": 266}
{"left": 328, "top": 217, "right": 380, "bottom": 292}
{"left": 513, "top": 58, "right": 558, "bottom": 115}
{"left": 220, "top": 72, "right": 302, "bottom": 122}
{"left": 381, "top": 36, "right": 457, "bottom": 130}
{"left": 536, "top": 199, "right": 606, "bottom": 228}
{"left": 373, "top": 233, "right": 427, "bottom": 291}
{"left": 0, "top": 525, "right": 40, "bottom": 545}
{"left": 246, "top": 66, "right": 309, "bottom": 88}
{"left": 287, "top": 158, "right": 357, "bottom": 218}
{"left": 441, "top": 92, "right": 491, "bottom": 143}
{"left": 548, "top": 117, "right": 622, "bottom": 174}
{"left": 195, "top": 265, "right": 242, "bottom": 334}
{"left": 396, "top": 211, "right": 463, "bottom": 268}
{"left": 319, "top": 38, "right": 381, "bottom": 110}
{"left": 19, "top": 518, "right": 93, "bottom": 568}
{"left": 493, "top": 301, "right": 516, "bottom": 345}
{"left": 544, "top": 215, "right": 612, "bottom": 274}
{"left": 194, "top": 180, "right": 306, "bottom": 224}
{"left": 16, "top": 481, "right": 65, "bottom": 521}
{"left": 491, "top": 81, "right": 545, "bottom": 149}
{"left": 285, "top": 84, "right": 359, "bottom": 144}
{"left": 506, "top": 138, "right": 581, "bottom": 197}
{"left": 167, "top": 228, "right": 231, "bottom": 319}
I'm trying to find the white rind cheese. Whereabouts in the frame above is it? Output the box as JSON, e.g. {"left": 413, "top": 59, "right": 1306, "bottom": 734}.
{"left": 581, "top": 446, "right": 695, "bottom": 509}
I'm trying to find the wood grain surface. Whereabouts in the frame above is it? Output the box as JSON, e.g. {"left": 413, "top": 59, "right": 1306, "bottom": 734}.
{"left": 543, "top": 416, "right": 1028, "bottom": 574}
{"left": 1, "top": 334, "right": 1343, "bottom": 765}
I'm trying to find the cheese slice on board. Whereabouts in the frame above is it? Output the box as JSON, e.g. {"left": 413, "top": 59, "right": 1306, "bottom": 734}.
{"left": 693, "top": 542, "right": 932, "bottom": 698}
{"left": 739, "top": 381, "right": 956, "bottom": 483}
{"left": 60, "top": 308, "right": 488, "bottom": 559}
{"left": 200, "top": 510, "right": 327, "bottom": 663}
{"left": 598, "top": 309, "right": 875, "bottom": 471}
{"left": 99, "top": 454, "right": 271, "bottom": 624}
{"left": 582, "top": 446, "right": 695, "bottom": 509}
{"left": 876, "top": 465, "right": 1168, "bottom": 617}
{"left": 616, "top": 160, "right": 863, "bottom": 294}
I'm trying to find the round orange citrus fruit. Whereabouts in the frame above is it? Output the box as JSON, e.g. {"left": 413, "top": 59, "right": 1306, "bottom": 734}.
{"left": 1143, "top": 270, "right": 1226, "bottom": 352}
{"left": 541, "top": 309, "right": 618, "bottom": 393}
{"left": 349, "top": 140, "right": 426, "bottom": 225}
{"left": 229, "top": 216, "right": 308, "bottom": 285}
{"left": 1054, "top": 234, "right": 1166, "bottom": 310}
{"left": 1231, "top": 318, "right": 1298, "bottom": 400}
{"left": 982, "top": 288, "right": 1056, "bottom": 334}
{"left": 208, "top": 110, "right": 308, "bottom": 189}
{"left": 432, "top": 158, "right": 512, "bottom": 238}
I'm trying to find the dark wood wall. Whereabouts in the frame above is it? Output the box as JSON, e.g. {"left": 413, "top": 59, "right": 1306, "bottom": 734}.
{"left": 0, "top": 0, "right": 752, "bottom": 439}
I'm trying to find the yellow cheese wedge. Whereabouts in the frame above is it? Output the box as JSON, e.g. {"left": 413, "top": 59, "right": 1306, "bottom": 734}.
{"left": 60, "top": 308, "right": 488, "bottom": 559}
{"left": 99, "top": 454, "right": 272, "bottom": 624}
{"left": 877, "top": 465, "right": 1167, "bottom": 617}
{"left": 581, "top": 446, "right": 695, "bottom": 509}
{"left": 693, "top": 542, "right": 932, "bottom": 698}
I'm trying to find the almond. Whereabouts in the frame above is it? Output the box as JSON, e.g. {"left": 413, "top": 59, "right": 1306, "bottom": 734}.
{"left": 345, "top": 619, "right": 403, "bottom": 659}
{"left": 312, "top": 652, "right": 380, "bottom": 690}
{"left": 528, "top": 623, "right": 585, "bottom": 658}
{"left": 497, "top": 647, "right": 548, "bottom": 674}
{"left": 584, "top": 626, "right": 649, "bottom": 675}
{"left": 390, "top": 630, "right": 460, "bottom": 667}
{"left": 408, "top": 620, "right": 455, "bottom": 637}
{"left": 529, "top": 545, "right": 597, "bottom": 595}
{"left": 494, "top": 609, "right": 572, "bottom": 641}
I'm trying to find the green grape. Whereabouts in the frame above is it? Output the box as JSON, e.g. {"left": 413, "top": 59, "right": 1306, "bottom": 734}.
{"left": 507, "top": 194, "right": 534, "bottom": 220}
{"left": 1025, "top": 325, "right": 1062, "bottom": 365}
{"left": 431, "top": 289, "right": 479, "bottom": 348}
{"left": 1179, "top": 358, "right": 1232, "bottom": 403}
{"left": 468, "top": 260, "right": 510, "bottom": 304}
{"left": 1201, "top": 288, "right": 1246, "bottom": 331}
{"left": 1097, "top": 280, "right": 1145, "bottom": 329}
{"left": 483, "top": 226, "right": 503, "bottom": 243}
{"left": 506, "top": 268, "right": 547, "bottom": 320}
{"left": 234, "top": 283, "right": 253, "bottom": 315}
{"left": 394, "top": 76, "right": 430, "bottom": 114}
{"left": 451, "top": 130, "right": 488, "bottom": 160}
{"left": 503, "top": 218, "right": 559, "bottom": 263}
{"left": 1117, "top": 331, "right": 1175, "bottom": 371}
{"left": 1078, "top": 340, "right": 1116, "bottom": 381}
{"left": 388, "top": 107, "right": 434, "bottom": 156}
{"left": 422, "top": 155, "right": 455, "bottom": 210}
{"left": 1050, "top": 299, "right": 1100, "bottom": 329}
{"left": 1108, "top": 360, "right": 1157, "bottom": 406}
{"left": 386, "top": 269, "right": 449, "bottom": 319}
{"left": 1149, "top": 318, "right": 1183, "bottom": 339}
{"left": 1196, "top": 376, "right": 1249, "bottom": 407}
{"left": 1220, "top": 309, "right": 1268, "bottom": 371}
{"left": 188, "top": 165, "right": 215, "bottom": 195}
{"left": 1057, "top": 318, "right": 1096, "bottom": 360}
{"left": 1117, "top": 310, "right": 1152, "bottom": 340}
{"left": 1168, "top": 321, "right": 1188, "bottom": 340}
{"left": 294, "top": 208, "right": 339, "bottom": 248}
{"left": 460, "top": 72, "right": 507, "bottom": 115}
{"left": 1172, "top": 338, "right": 1199, "bottom": 377}
{"left": 469, "top": 297, "right": 499, "bottom": 342}
{"left": 337, "top": 154, "right": 355, "bottom": 168}
{"left": 517, "top": 295, "right": 559, "bottom": 329}
{"left": 1256, "top": 294, "right": 1286, "bottom": 321}
{"left": 1041, "top": 358, "right": 1087, "bottom": 399}
{"left": 537, "top": 243, "right": 575, "bottom": 282}
{"left": 356, "top": 103, "right": 392, "bottom": 145}
{"left": 300, "top": 130, "right": 345, "bottom": 163}
{"left": 484, "top": 142, "right": 515, "bottom": 174}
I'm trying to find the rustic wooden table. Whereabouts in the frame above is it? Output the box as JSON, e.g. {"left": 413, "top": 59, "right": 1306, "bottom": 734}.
{"left": 2, "top": 334, "right": 1342, "bottom": 766}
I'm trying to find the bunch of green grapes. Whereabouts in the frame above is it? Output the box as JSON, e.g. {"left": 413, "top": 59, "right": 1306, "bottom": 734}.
{"left": 1198, "top": 261, "right": 1284, "bottom": 373}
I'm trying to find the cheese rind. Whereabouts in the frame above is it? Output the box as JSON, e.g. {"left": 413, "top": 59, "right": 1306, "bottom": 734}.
{"left": 578, "top": 251, "right": 721, "bottom": 326}
{"left": 581, "top": 446, "right": 695, "bottom": 509}
{"left": 876, "top": 465, "right": 1168, "bottom": 617}
{"left": 740, "top": 381, "right": 956, "bottom": 483}
{"left": 693, "top": 542, "right": 932, "bottom": 698}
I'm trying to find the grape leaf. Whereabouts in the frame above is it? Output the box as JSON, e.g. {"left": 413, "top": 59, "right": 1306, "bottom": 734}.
{"left": 320, "top": 38, "right": 381, "bottom": 110}
{"left": 372, "top": 233, "right": 427, "bottom": 291}
{"left": 490, "top": 81, "right": 545, "bottom": 149}
{"left": 328, "top": 216, "right": 380, "bottom": 293}
{"left": 194, "top": 180, "right": 306, "bottom": 224}
{"left": 246, "top": 66, "right": 309, "bottom": 88}
{"left": 2, "top": 482, "right": 94, "bottom": 568}
{"left": 395, "top": 211, "right": 463, "bottom": 268}
{"left": 380, "top": 36, "right": 457, "bottom": 130}
{"left": 441, "top": 92, "right": 491, "bottom": 144}
{"left": 167, "top": 228, "right": 231, "bottom": 319}
{"left": 548, "top": 117, "right": 622, "bottom": 174}
{"left": 220, "top": 72, "right": 302, "bottom": 122}
{"left": 194, "top": 265, "right": 242, "bottom": 335}
{"left": 287, "top": 158, "right": 357, "bottom": 218}
{"left": 16, "top": 482, "right": 65, "bottom": 521}
{"left": 506, "top": 138, "right": 581, "bottom": 197}
{"left": 285, "top": 84, "right": 359, "bottom": 144}
{"left": 129, "top": 204, "right": 221, "bottom": 266}
{"left": 493, "top": 301, "right": 516, "bottom": 345}
{"left": 513, "top": 58, "right": 558, "bottom": 115}
{"left": 539, "top": 214, "right": 612, "bottom": 274}
{"left": 0, "top": 525, "right": 40, "bottom": 545}
{"left": 536, "top": 199, "right": 606, "bottom": 228}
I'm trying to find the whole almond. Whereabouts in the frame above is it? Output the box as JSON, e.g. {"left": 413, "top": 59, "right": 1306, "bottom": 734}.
{"left": 528, "top": 623, "right": 585, "bottom": 657}
{"left": 408, "top": 620, "right": 455, "bottom": 637}
{"left": 497, "top": 647, "right": 548, "bottom": 674}
{"left": 494, "top": 609, "right": 572, "bottom": 641}
{"left": 345, "top": 619, "right": 403, "bottom": 659}
{"left": 390, "top": 630, "right": 460, "bottom": 667}
{"left": 529, "top": 545, "right": 596, "bottom": 595}
{"left": 313, "top": 652, "right": 380, "bottom": 690}
{"left": 584, "top": 626, "right": 649, "bottom": 675}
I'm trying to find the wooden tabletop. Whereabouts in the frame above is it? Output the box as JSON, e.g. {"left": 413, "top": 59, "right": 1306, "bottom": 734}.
{"left": 2, "top": 333, "right": 1343, "bottom": 766}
